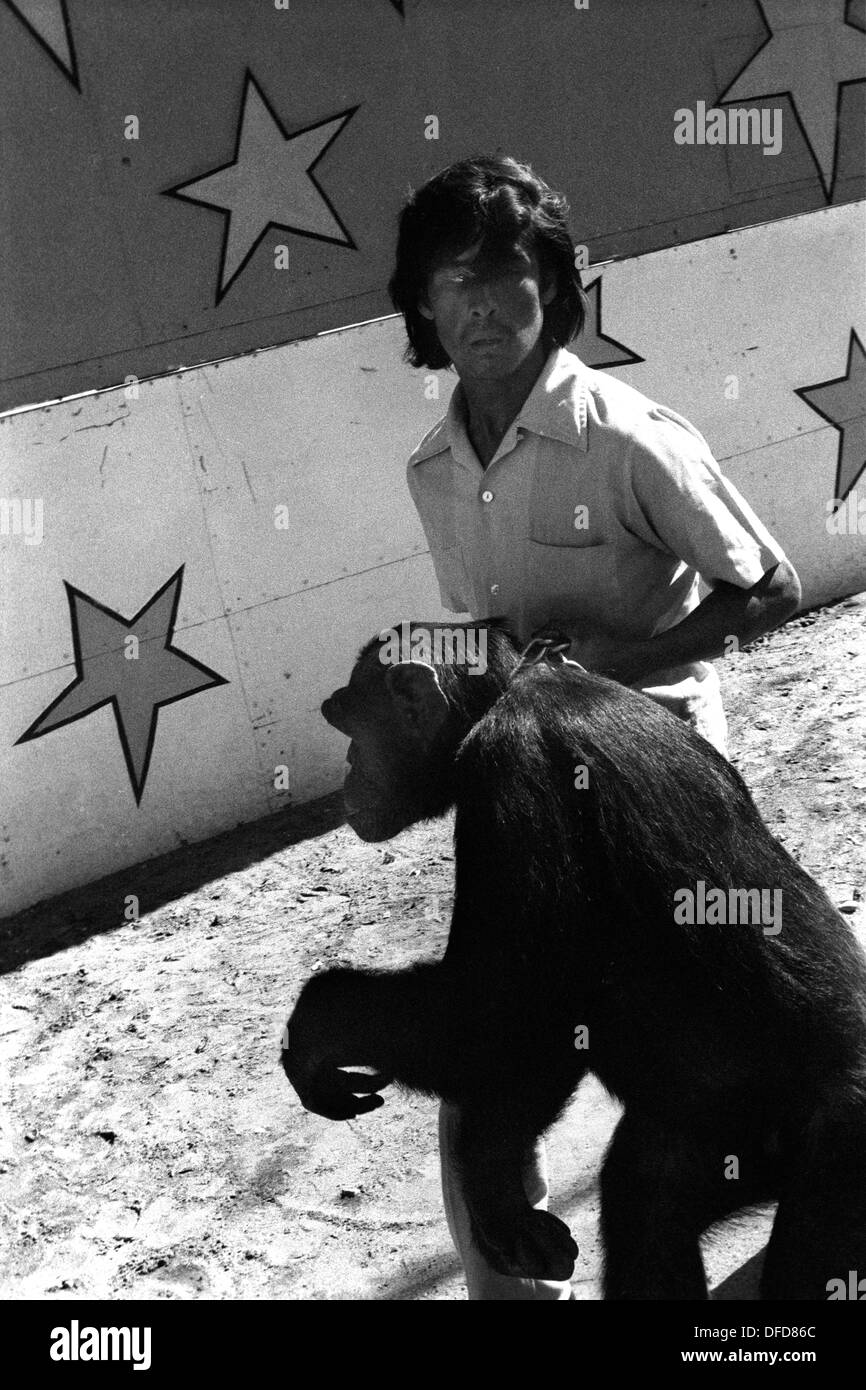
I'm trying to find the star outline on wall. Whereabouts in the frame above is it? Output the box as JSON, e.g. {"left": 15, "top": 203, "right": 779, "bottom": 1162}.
{"left": 16, "top": 567, "right": 229, "bottom": 805}
{"left": 716, "top": 0, "right": 866, "bottom": 202}
{"left": 163, "top": 69, "right": 359, "bottom": 305}
{"left": 3, "top": 0, "right": 80, "bottom": 91}
{"left": 577, "top": 272, "right": 645, "bottom": 369}
{"left": 795, "top": 328, "right": 866, "bottom": 509}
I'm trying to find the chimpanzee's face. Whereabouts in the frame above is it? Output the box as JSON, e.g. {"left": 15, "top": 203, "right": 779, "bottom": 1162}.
{"left": 418, "top": 235, "right": 555, "bottom": 383}
{"left": 321, "top": 646, "right": 451, "bottom": 842}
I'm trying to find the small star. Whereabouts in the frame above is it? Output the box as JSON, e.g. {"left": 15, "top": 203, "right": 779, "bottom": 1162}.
{"left": 577, "top": 273, "right": 644, "bottom": 369}
{"left": 17, "top": 569, "right": 228, "bottom": 804}
{"left": 3, "top": 0, "right": 79, "bottom": 90}
{"left": 164, "top": 70, "right": 358, "bottom": 304}
{"left": 795, "top": 330, "right": 866, "bottom": 505}
{"left": 718, "top": 0, "right": 865, "bottom": 201}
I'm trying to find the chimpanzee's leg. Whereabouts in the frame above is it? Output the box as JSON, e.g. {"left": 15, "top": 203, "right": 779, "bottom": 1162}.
{"left": 439, "top": 1102, "right": 573, "bottom": 1299}
{"left": 760, "top": 1088, "right": 866, "bottom": 1300}
{"left": 601, "top": 1110, "right": 775, "bottom": 1300}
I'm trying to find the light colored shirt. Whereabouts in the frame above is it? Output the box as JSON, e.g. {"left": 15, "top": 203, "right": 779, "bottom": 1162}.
{"left": 406, "top": 347, "right": 788, "bottom": 742}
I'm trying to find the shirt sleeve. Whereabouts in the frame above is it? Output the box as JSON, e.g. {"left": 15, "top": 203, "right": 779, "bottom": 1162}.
{"left": 624, "top": 405, "right": 788, "bottom": 588}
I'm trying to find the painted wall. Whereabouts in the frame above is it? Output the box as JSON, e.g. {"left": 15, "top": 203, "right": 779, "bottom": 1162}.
{"left": 1, "top": 0, "right": 863, "bottom": 410}
{"left": 3, "top": 202, "right": 864, "bottom": 916}
{"left": 2, "top": 0, "right": 865, "bottom": 914}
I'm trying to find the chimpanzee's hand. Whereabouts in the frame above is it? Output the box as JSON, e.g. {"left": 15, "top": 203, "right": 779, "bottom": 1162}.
{"left": 280, "top": 974, "right": 393, "bottom": 1121}
{"left": 470, "top": 1203, "right": 579, "bottom": 1281}
{"left": 283, "top": 1045, "right": 391, "bottom": 1121}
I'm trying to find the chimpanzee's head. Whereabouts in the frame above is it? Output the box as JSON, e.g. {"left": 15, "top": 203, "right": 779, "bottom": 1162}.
{"left": 321, "top": 622, "right": 517, "bottom": 841}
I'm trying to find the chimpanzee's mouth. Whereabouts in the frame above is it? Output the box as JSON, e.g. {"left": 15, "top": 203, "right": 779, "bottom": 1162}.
{"left": 344, "top": 768, "right": 369, "bottom": 804}
{"left": 344, "top": 804, "right": 403, "bottom": 843}
{"left": 343, "top": 774, "right": 407, "bottom": 841}
{"left": 345, "top": 765, "right": 389, "bottom": 802}
{"left": 344, "top": 773, "right": 383, "bottom": 821}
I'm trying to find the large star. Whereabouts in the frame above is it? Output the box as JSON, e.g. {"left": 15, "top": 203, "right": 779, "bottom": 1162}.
{"left": 848, "top": 0, "right": 866, "bottom": 36}
{"left": 17, "top": 569, "right": 228, "bottom": 804}
{"left": 164, "top": 71, "right": 358, "bottom": 304}
{"left": 3, "top": 0, "right": 79, "bottom": 90}
{"left": 795, "top": 330, "right": 866, "bottom": 506}
{"left": 577, "top": 273, "right": 644, "bottom": 369}
{"left": 717, "top": 0, "right": 865, "bottom": 201}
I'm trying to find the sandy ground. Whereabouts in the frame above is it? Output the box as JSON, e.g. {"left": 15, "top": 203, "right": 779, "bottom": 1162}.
{"left": 1, "top": 594, "right": 864, "bottom": 1301}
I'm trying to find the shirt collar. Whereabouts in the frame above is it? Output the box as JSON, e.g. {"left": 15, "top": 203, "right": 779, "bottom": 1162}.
{"left": 513, "top": 346, "right": 589, "bottom": 452}
{"left": 410, "top": 346, "right": 589, "bottom": 464}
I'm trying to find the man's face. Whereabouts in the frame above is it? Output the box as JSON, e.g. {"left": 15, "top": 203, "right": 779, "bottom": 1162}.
{"left": 419, "top": 236, "right": 556, "bottom": 381}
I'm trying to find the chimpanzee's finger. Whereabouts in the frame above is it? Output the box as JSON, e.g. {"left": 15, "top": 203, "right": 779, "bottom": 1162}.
{"left": 344, "top": 1092, "right": 386, "bottom": 1115}
{"left": 302, "top": 1088, "right": 385, "bottom": 1121}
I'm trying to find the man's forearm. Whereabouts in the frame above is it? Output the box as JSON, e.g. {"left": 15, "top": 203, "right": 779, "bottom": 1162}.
{"left": 587, "top": 560, "right": 801, "bottom": 685}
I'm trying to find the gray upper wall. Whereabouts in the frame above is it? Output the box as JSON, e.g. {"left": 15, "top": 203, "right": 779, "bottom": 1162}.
{"left": 1, "top": 0, "right": 864, "bottom": 411}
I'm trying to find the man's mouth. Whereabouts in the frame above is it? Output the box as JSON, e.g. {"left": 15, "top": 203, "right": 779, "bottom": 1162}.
{"left": 469, "top": 339, "right": 506, "bottom": 353}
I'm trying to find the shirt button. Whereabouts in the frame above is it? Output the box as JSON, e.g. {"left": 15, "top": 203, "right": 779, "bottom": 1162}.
{"left": 481, "top": 489, "right": 494, "bottom": 503}
{"left": 490, "top": 583, "right": 499, "bottom": 595}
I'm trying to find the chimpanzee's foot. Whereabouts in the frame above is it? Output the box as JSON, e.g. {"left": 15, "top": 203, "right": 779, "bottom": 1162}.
{"left": 470, "top": 1205, "right": 578, "bottom": 1280}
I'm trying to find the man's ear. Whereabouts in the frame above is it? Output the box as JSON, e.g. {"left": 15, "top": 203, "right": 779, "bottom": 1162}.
{"left": 418, "top": 298, "right": 435, "bottom": 321}
{"left": 540, "top": 272, "right": 557, "bottom": 307}
{"left": 384, "top": 661, "right": 449, "bottom": 742}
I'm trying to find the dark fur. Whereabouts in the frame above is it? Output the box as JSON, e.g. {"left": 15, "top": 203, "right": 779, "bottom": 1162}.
{"left": 283, "top": 622, "right": 866, "bottom": 1298}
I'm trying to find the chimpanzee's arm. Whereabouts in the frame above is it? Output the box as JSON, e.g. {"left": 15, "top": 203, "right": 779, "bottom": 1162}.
{"left": 283, "top": 959, "right": 582, "bottom": 1278}
{"left": 283, "top": 955, "right": 583, "bottom": 1115}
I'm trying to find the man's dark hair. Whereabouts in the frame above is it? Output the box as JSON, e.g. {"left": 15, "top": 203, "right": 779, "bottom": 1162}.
{"left": 388, "top": 154, "right": 586, "bottom": 370}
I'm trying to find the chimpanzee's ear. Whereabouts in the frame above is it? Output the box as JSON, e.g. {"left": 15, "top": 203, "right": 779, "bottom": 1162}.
{"left": 384, "top": 661, "right": 449, "bottom": 741}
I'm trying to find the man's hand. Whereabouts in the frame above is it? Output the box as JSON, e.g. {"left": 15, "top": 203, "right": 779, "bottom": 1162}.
{"left": 527, "top": 622, "right": 585, "bottom": 669}
{"left": 573, "top": 630, "right": 655, "bottom": 685}
{"left": 530, "top": 621, "right": 653, "bottom": 685}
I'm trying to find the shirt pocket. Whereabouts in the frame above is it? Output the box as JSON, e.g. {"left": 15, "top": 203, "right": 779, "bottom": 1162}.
{"left": 525, "top": 538, "right": 620, "bottom": 623}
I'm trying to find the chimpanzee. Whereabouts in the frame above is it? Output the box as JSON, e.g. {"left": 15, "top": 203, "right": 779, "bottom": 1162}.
{"left": 282, "top": 620, "right": 866, "bottom": 1300}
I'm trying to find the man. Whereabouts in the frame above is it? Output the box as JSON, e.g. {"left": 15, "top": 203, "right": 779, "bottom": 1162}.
{"left": 388, "top": 154, "right": 801, "bottom": 1299}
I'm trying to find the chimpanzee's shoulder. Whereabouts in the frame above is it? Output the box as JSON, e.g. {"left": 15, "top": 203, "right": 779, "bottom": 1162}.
{"left": 456, "top": 668, "right": 605, "bottom": 762}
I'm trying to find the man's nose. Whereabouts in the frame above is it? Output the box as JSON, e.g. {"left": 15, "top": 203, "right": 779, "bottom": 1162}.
{"left": 467, "top": 279, "right": 497, "bottom": 313}
{"left": 469, "top": 296, "right": 496, "bottom": 315}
